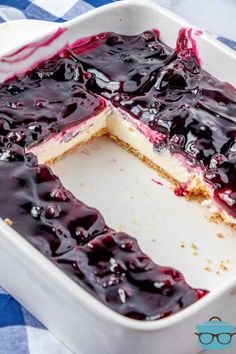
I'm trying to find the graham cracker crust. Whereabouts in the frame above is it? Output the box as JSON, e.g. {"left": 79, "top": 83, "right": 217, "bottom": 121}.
{"left": 45, "top": 127, "right": 108, "bottom": 165}
{"left": 186, "top": 176, "right": 211, "bottom": 201}
{"left": 208, "top": 212, "right": 236, "bottom": 230}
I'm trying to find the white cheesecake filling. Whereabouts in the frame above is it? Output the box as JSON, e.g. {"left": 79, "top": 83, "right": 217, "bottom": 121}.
{"left": 28, "top": 110, "right": 108, "bottom": 164}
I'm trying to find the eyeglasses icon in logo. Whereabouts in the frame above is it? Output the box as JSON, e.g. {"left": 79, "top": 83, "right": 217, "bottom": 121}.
{"left": 195, "top": 316, "right": 236, "bottom": 350}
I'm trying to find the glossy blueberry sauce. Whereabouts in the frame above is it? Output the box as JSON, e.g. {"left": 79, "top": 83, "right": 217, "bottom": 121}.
{"left": 71, "top": 31, "right": 174, "bottom": 98}
{"left": 55, "top": 232, "right": 206, "bottom": 320}
{"left": 0, "top": 54, "right": 105, "bottom": 147}
{"left": 0, "top": 30, "right": 218, "bottom": 320}
{"left": 0, "top": 139, "right": 108, "bottom": 257}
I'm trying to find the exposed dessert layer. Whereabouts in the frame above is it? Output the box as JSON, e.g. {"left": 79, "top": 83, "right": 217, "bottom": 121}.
{"left": 107, "top": 110, "right": 192, "bottom": 184}
{"left": 28, "top": 111, "right": 108, "bottom": 164}
{"left": 26, "top": 102, "right": 233, "bottom": 226}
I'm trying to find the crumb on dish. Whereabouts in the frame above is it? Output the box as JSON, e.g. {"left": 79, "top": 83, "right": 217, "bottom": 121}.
{"left": 218, "top": 261, "right": 228, "bottom": 271}
{"left": 4, "top": 218, "right": 13, "bottom": 226}
{"left": 204, "top": 266, "right": 211, "bottom": 272}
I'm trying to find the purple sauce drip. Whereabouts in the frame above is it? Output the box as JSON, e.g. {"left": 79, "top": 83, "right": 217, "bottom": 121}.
{"left": 0, "top": 30, "right": 213, "bottom": 321}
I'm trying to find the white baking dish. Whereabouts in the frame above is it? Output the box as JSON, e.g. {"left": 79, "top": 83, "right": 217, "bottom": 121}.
{"left": 0, "top": 1, "right": 236, "bottom": 353}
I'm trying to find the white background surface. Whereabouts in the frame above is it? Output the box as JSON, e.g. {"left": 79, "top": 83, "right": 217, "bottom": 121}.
{"left": 149, "top": 0, "right": 236, "bottom": 41}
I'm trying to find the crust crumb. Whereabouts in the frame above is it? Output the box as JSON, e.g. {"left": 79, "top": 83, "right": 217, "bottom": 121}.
{"left": 209, "top": 212, "right": 236, "bottom": 230}
{"left": 218, "top": 261, "right": 228, "bottom": 271}
{"left": 4, "top": 218, "right": 13, "bottom": 226}
{"left": 204, "top": 266, "right": 211, "bottom": 272}
{"left": 209, "top": 212, "right": 222, "bottom": 224}
{"left": 187, "top": 176, "right": 211, "bottom": 201}
{"left": 216, "top": 232, "right": 224, "bottom": 239}
{"left": 191, "top": 243, "right": 198, "bottom": 250}
{"left": 180, "top": 242, "right": 185, "bottom": 249}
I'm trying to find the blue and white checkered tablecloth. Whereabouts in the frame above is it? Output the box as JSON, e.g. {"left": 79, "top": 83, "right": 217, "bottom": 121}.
{"left": 0, "top": 0, "right": 116, "bottom": 22}
{"left": 0, "top": 1, "right": 235, "bottom": 353}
